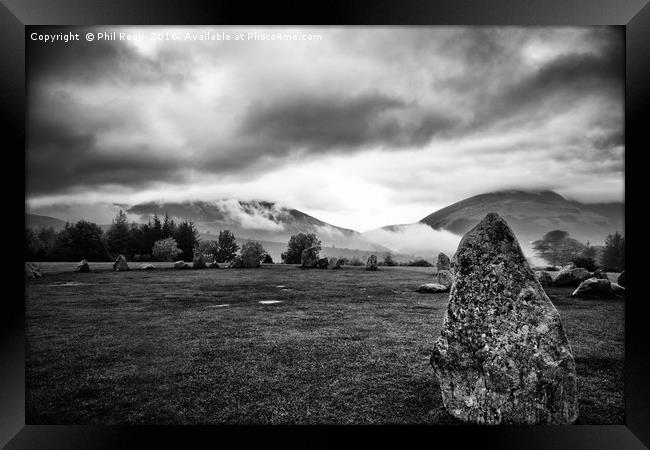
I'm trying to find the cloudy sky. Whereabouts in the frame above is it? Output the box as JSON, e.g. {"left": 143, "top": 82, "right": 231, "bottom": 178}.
{"left": 26, "top": 26, "right": 624, "bottom": 231}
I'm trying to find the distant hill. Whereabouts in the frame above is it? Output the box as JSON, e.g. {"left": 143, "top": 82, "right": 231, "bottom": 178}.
{"left": 128, "top": 200, "right": 389, "bottom": 253}
{"left": 364, "top": 190, "right": 624, "bottom": 264}
{"left": 419, "top": 190, "right": 624, "bottom": 246}
{"left": 25, "top": 213, "right": 68, "bottom": 231}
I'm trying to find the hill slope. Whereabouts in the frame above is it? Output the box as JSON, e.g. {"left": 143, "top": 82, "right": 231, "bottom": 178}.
{"left": 128, "top": 200, "right": 388, "bottom": 252}
{"left": 25, "top": 213, "right": 68, "bottom": 231}
{"left": 419, "top": 190, "right": 624, "bottom": 245}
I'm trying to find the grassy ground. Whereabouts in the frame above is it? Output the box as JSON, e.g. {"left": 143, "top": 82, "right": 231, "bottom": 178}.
{"left": 25, "top": 264, "right": 624, "bottom": 424}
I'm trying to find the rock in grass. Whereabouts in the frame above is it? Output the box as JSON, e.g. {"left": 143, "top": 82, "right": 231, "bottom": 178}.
{"left": 139, "top": 263, "right": 156, "bottom": 270}
{"left": 554, "top": 263, "right": 591, "bottom": 286}
{"left": 617, "top": 271, "right": 625, "bottom": 287}
{"left": 113, "top": 254, "right": 130, "bottom": 271}
{"left": 571, "top": 277, "right": 625, "bottom": 299}
{"left": 300, "top": 246, "right": 319, "bottom": 268}
{"left": 430, "top": 212, "right": 578, "bottom": 424}
{"left": 76, "top": 259, "right": 90, "bottom": 273}
{"left": 437, "top": 253, "right": 451, "bottom": 271}
{"left": 208, "top": 261, "right": 220, "bottom": 269}
{"left": 192, "top": 253, "right": 206, "bottom": 269}
{"left": 25, "top": 262, "right": 42, "bottom": 280}
{"left": 536, "top": 271, "right": 553, "bottom": 286}
{"left": 366, "top": 254, "right": 378, "bottom": 270}
{"left": 590, "top": 269, "right": 608, "bottom": 280}
{"left": 173, "top": 260, "right": 191, "bottom": 270}
{"left": 416, "top": 283, "right": 448, "bottom": 293}
{"left": 328, "top": 257, "right": 341, "bottom": 269}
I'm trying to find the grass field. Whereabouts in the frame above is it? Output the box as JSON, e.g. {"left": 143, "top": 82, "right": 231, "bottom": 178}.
{"left": 25, "top": 264, "right": 624, "bottom": 424}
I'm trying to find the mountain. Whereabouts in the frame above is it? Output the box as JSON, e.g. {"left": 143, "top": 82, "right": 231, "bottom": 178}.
{"left": 419, "top": 190, "right": 624, "bottom": 245}
{"left": 363, "top": 190, "right": 624, "bottom": 264}
{"left": 127, "top": 199, "right": 388, "bottom": 253}
{"left": 25, "top": 213, "right": 68, "bottom": 231}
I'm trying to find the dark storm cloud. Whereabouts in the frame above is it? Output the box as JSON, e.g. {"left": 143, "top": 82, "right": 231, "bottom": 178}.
{"left": 26, "top": 112, "right": 182, "bottom": 195}
{"left": 28, "top": 27, "right": 191, "bottom": 87}
{"left": 239, "top": 93, "right": 457, "bottom": 153}
{"left": 25, "top": 26, "right": 624, "bottom": 204}
{"left": 461, "top": 29, "right": 623, "bottom": 132}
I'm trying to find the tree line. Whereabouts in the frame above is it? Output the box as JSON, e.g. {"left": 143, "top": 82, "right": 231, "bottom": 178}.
{"left": 533, "top": 229, "right": 625, "bottom": 272}
{"left": 25, "top": 210, "right": 271, "bottom": 265}
{"left": 25, "top": 211, "right": 203, "bottom": 262}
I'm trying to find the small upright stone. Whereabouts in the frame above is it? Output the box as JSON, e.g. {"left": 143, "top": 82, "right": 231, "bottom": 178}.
{"left": 437, "top": 253, "right": 451, "bottom": 271}
{"left": 366, "top": 255, "right": 378, "bottom": 271}
{"left": 554, "top": 263, "right": 591, "bottom": 286}
{"left": 416, "top": 283, "right": 448, "bottom": 293}
{"left": 430, "top": 213, "right": 578, "bottom": 424}
{"left": 76, "top": 259, "right": 90, "bottom": 273}
{"left": 113, "top": 254, "right": 130, "bottom": 271}
{"left": 301, "top": 247, "right": 319, "bottom": 268}
{"left": 316, "top": 257, "right": 329, "bottom": 269}
{"left": 173, "top": 260, "right": 191, "bottom": 270}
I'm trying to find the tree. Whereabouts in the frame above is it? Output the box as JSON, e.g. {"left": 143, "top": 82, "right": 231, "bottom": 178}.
{"left": 281, "top": 233, "right": 321, "bottom": 264}
{"left": 66, "top": 220, "right": 108, "bottom": 261}
{"left": 161, "top": 213, "right": 177, "bottom": 239}
{"left": 600, "top": 231, "right": 625, "bottom": 272}
{"left": 532, "top": 230, "right": 586, "bottom": 266}
{"left": 174, "top": 220, "right": 199, "bottom": 261}
{"left": 383, "top": 252, "right": 396, "bottom": 266}
{"left": 215, "top": 230, "right": 239, "bottom": 262}
{"left": 262, "top": 253, "right": 274, "bottom": 264}
{"left": 349, "top": 256, "right": 363, "bottom": 266}
{"left": 196, "top": 239, "right": 219, "bottom": 261}
{"left": 151, "top": 214, "right": 163, "bottom": 242}
{"left": 25, "top": 228, "right": 39, "bottom": 261}
{"left": 152, "top": 237, "right": 182, "bottom": 262}
{"left": 571, "top": 256, "right": 597, "bottom": 272}
{"left": 106, "top": 210, "right": 132, "bottom": 257}
{"left": 236, "top": 240, "right": 267, "bottom": 268}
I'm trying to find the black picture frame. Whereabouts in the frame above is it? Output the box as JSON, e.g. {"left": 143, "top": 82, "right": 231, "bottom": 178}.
{"left": 4, "top": 0, "right": 648, "bottom": 447}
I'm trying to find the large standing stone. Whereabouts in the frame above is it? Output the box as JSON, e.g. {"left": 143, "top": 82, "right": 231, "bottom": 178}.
{"left": 554, "top": 263, "right": 591, "bottom": 286}
{"left": 192, "top": 253, "right": 207, "bottom": 269}
{"left": 76, "top": 259, "right": 90, "bottom": 273}
{"left": 300, "top": 246, "right": 319, "bottom": 268}
{"left": 571, "top": 277, "right": 625, "bottom": 299}
{"left": 25, "top": 262, "right": 42, "bottom": 280}
{"left": 430, "top": 213, "right": 578, "bottom": 424}
{"left": 113, "top": 254, "right": 130, "bottom": 271}
{"left": 437, "top": 253, "right": 451, "bottom": 271}
{"left": 366, "top": 255, "right": 378, "bottom": 271}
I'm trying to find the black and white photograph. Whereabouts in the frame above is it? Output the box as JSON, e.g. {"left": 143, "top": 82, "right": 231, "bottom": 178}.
{"left": 24, "top": 25, "right": 626, "bottom": 425}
